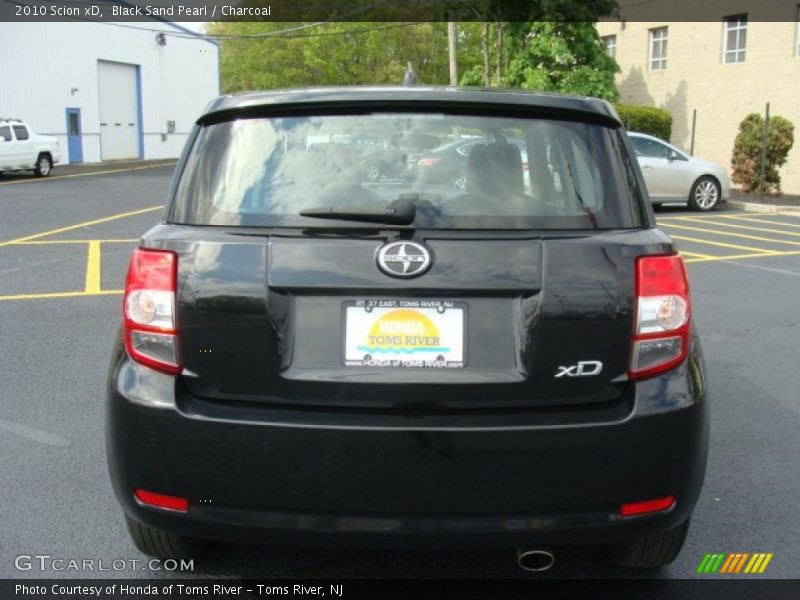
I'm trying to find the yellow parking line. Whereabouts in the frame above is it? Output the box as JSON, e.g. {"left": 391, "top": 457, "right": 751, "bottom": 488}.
{"left": 13, "top": 239, "right": 139, "bottom": 245}
{"left": 664, "top": 223, "right": 800, "bottom": 247}
{"left": 84, "top": 241, "right": 102, "bottom": 293}
{"left": 658, "top": 216, "right": 720, "bottom": 223}
{"left": 0, "top": 290, "right": 123, "bottom": 301}
{"left": 717, "top": 214, "right": 800, "bottom": 228}
{"left": 683, "top": 250, "right": 800, "bottom": 263}
{"left": 680, "top": 251, "right": 714, "bottom": 259}
{"left": 0, "top": 163, "right": 176, "bottom": 187}
{"left": 670, "top": 234, "right": 775, "bottom": 254}
{"left": 676, "top": 217, "right": 800, "bottom": 238}
{"left": 0, "top": 205, "right": 162, "bottom": 247}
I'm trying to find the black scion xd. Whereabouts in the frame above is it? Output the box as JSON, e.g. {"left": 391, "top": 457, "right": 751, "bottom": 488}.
{"left": 106, "top": 87, "right": 708, "bottom": 569}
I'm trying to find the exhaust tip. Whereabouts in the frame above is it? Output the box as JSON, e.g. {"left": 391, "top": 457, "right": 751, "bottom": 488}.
{"left": 517, "top": 548, "right": 555, "bottom": 572}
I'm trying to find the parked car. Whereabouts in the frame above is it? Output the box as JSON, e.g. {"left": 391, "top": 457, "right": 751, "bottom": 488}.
{"left": 0, "top": 119, "right": 60, "bottom": 177}
{"left": 629, "top": 132, "right": 730, "bottom": 211}
{"left": 107, "top": 88, "right": 708, "bottom": 571}
{"left": 408, "top": 136, "right": 528, "bottom": 189}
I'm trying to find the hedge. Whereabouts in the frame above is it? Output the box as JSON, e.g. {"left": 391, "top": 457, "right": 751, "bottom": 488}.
{"left": 615, "top": 104, "right": 673, "bottom": 141}
{"left": 731, "top": 113, "right": 795, "bottom": 194}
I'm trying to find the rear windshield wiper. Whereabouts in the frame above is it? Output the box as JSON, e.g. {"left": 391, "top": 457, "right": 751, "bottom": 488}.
{"left": 565, "top": 163, "right": 599, "bottom": 229}
{"left": 299, "top": 198, "right": 416, "bottom": 225}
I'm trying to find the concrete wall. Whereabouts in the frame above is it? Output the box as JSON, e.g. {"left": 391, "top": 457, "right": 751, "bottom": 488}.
{"left": 597, "top": 19, "right": 800, "bottom": 193}
{"left": 0, "top": 22, "right": 219, "bottom": 164}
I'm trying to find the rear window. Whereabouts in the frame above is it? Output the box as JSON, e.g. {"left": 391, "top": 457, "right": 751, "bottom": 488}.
{"left": 171, "top": 112, "right": 644, "bottom": 230}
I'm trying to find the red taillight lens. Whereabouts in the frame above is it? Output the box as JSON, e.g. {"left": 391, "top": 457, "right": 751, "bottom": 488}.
{"left": 417, "top": 156, "right": 441, "bottom": 167}
{"left": 629, "top": 255, "right": 691, "bottom": 380}
{"left": 123, "top": 249, "right": 181, "bottom": 375}
{"left": 134, "top": 488, "right": 188, "bottom": 512}
{"left": 620, "top": 495, "right": 675, "bottom": 517}
{"left": 635, "top": 254, "right": 690, "bottom": 297}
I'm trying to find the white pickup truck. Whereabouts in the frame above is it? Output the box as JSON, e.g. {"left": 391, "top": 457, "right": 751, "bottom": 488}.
{"left": 0, "top": 119, "right": 61, "bottom": 177}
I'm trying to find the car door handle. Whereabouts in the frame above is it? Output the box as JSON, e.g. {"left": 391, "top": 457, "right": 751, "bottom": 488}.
{"left": 642, "top": 165, "right": 653, "bottom": 170}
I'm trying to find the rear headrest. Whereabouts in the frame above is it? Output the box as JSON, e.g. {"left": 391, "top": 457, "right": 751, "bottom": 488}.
{"left": 466, "top": 142, "right": 524, "bottom": 196}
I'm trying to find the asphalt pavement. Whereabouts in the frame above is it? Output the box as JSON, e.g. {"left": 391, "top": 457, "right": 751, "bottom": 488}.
{"left": 1, "top": 166, "right": 799, "bottom": 582}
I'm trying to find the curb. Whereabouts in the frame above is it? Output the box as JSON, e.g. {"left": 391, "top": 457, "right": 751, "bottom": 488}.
{"left": 53, "top": 159, "right": 176, "bottom": 176}
{"left": 726, "top": 200, "right": 800, "bottom": 214}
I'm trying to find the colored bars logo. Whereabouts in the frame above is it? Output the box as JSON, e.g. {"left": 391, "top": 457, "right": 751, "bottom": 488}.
{"left": 697, "top": 552, "right": 773, "bottom": 574}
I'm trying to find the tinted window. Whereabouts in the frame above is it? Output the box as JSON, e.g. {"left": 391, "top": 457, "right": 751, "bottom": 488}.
{"left": 12, "top": 125, "right": 29, "bottom": 141}
{"left": 171, "top": 113, "right": 643, "bottom": 230}
{"left": 0, "top": 126, "right": 11, "bottom": 142}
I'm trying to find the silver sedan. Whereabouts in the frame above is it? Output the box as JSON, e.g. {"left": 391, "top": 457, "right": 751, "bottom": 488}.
{"left": 629, "top": 132, "right": 731, "bottom": 211}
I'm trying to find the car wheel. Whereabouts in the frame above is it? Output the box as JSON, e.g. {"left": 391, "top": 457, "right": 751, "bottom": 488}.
{"left": 33, "top": 154, "right": 52, "bottom": 177}
{"left": 364, "top": 164, "right": 381, "bottom": 181}
{"left": 607, "top": 519, "right": 690, "bottom": 568}
{"left": 452, "top": 175, "right": 467, "bottom": 189}
{"left": 125, "top": 514, "right": 208, "bottom": 559}
{"left": 689, "top": 177, "right": 720, "bottom": 211}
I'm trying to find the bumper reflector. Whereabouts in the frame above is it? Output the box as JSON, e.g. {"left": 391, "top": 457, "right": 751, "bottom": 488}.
{"left": 134, "top": 488, "right": 188, "bottom": 512}
{"left": 620, "top": 495, "right": 675, "bottom": 517}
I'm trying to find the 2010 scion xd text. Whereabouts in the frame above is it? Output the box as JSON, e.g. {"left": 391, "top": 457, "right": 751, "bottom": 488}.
{"left": 106, "top": 87, "right": 709, "bottom": 570}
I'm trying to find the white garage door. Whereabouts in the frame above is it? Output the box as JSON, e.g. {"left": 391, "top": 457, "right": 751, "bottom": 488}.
{"left": 97, "top": 61, "right": 139, "bottom": 160}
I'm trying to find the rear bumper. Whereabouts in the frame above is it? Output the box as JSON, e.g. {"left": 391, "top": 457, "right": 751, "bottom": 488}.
{"left": 106, "top": 338, "right": 709, "bottom": 548}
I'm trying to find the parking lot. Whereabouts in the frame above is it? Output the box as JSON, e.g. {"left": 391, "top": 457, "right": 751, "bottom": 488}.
{"left": 1, "top": 165, "right": 799, "bottom": 580}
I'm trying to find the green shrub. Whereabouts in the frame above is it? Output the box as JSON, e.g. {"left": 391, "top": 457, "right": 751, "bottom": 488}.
{"left": 615, "top": 104, "right": 672, "bottom": 141}
{"left": 731, "top": 113, "right": 795, "bottom": 194}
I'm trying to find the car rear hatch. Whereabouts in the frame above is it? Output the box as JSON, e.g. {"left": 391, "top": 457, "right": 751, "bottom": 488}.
{"left": 154, "top": 95, "right": 668, "bottom": 411}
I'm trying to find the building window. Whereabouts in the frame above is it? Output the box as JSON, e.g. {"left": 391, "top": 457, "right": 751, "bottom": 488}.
{"left": 723, "top": 14, "right": 747, "bottom": 63}
{"left": 796, "top": 5, "right": 800, "bottom": 57}
{"left": 649, "top": 27, "right": 668, "bottom": 70}
{"left": 602, "top": 35, "right": 617, "bottom": 58}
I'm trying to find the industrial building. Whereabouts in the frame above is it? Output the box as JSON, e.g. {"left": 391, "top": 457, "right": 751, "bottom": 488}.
{"left": 0, "top": 22, "right": 219, "bottom": 164}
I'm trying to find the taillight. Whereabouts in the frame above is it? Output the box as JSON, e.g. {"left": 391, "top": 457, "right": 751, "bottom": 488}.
{"left": 417, "top": 156, "right": 441, "bottom": 167}
{"left": 123, "top": 248, "right": 181, "bottom": 375}
{"left": 629, "top": 254, "right": 691, "bottom": 380}
{"left": 620, "top": 495, "right": 675, "bottom": 517}
{"left": 134, "top": 489, "right": 188, "bottom": 512}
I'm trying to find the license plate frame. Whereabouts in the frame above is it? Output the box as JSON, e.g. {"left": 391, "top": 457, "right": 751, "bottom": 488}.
{"left": 342, "top": 299, "right": 467, "bottom": 369}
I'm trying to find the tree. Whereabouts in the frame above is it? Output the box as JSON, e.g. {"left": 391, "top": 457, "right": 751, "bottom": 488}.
{"left": 208, "top": 1, "right": 620, "bottom": 97}
{"left": 502, "top": 22, "right": 620, "bottom": 100}
{"left": 731, "top": 113, "right": 795, "bottom": 194}
{"left": 206, "top": 22, "right": 453, "bottom": 92}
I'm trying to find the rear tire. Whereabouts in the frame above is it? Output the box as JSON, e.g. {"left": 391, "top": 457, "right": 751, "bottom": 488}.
{"left": 125, "top": 514, "right": 208, "bottom": 559}
{"left": 607, "top": 519, "right": 690, "bottom": 568}
{"left": 688, "top": 176, "right": 720, "bottom": 211}
{"left": 33, "top": 154, "right": 52, "bottom": 177}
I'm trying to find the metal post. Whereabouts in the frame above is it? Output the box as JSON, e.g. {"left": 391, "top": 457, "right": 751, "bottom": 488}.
{"left": 689, "top": 109, "right": 697, "bottom": 155}
{"left": 448, "top": 22, "right": 458, "bottom": 86}
{"left": 402, "top": 62, "right": 417, "bottom": 86}
{"left": 759, "top": 102, "right": 770, "bottom": 198}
